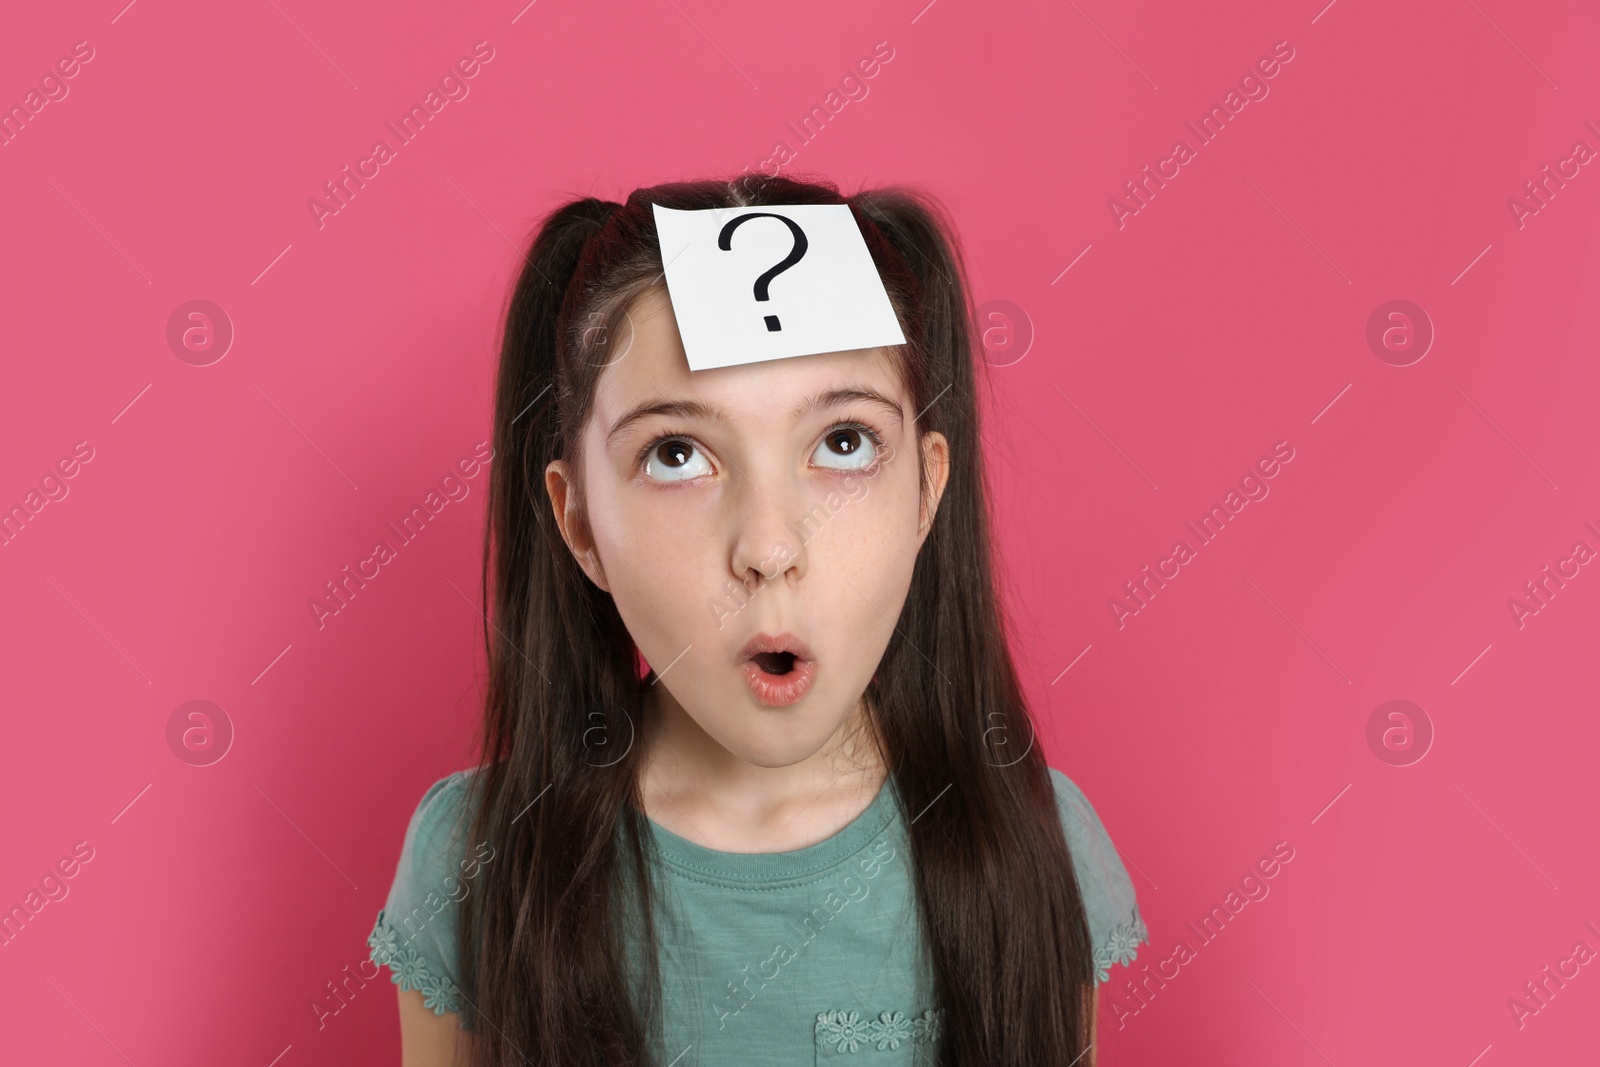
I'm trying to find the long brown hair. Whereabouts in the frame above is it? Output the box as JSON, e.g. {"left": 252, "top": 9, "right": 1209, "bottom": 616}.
{"left": 458, "top": 173, "right": 1095, "bottom": 1065}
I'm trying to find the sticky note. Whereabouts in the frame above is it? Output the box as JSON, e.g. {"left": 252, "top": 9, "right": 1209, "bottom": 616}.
{"left": 651, "top": 202, "right": 907, "bottom": 372}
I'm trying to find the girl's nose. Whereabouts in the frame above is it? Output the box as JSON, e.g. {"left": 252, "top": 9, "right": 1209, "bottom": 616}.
{"left": 728, "top": 481, "right": 808, "bottom": 589}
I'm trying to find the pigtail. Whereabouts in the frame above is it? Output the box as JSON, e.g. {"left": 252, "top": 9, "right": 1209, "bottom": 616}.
{"left": 486, "top": 196, "right": 617, "bottom": 699}
{"left": 852, "top": 189, "right": 1100, "bottom": 1063}
{"left": 466, "top": 196, "right": 668, "bottom": 1066}
{"left": 851, "top": 189, "right": 972, "bottom": 546}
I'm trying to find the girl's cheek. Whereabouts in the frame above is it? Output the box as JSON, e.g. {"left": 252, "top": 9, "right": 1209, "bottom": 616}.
{"left": 600, "top": 503, "right": 719, "bottom": 612}
{"left": 818, "top": 475, "right": 919, "bottom": 544}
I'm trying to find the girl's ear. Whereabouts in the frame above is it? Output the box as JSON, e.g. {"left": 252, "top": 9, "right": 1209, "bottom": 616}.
{"left": 917, "top": 431, "right": 951, "bottom": 543}
{"left": 545, "top": 459, "right": 611, "bottom": 592}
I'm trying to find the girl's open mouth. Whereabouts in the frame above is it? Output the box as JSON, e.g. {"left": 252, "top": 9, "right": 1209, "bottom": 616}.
{"left": 751, "top": 651, "right": 797, "bottom": 675}
{"left": 736, "top": 633, "right": 816, "bottom": 707}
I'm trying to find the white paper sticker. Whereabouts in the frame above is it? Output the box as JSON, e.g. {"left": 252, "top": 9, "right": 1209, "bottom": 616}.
{"left": 652, "top": 202, "right": 907, "bottom": 372}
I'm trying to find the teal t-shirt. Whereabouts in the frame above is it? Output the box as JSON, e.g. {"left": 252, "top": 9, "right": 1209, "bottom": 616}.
{"left": 368, "top": 766, "right": 1147, "bottom": 1062}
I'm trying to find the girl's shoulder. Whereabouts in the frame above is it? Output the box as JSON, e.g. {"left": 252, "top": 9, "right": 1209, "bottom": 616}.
{"left": 1045, "top": 766, "right": 1150, "bottom": 983}
{"left": 391, "top": 769, "right": 487, "bottom": 894}
{"left": 410, "top": 768, "right": 483, "bottom": 843}
{"left": 367, "top": 768, "right": 489, "bottom": 1019}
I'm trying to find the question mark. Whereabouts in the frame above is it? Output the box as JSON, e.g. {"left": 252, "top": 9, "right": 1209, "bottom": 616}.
{"left": 717, "top": 212, "right": 809, "bottom": 332}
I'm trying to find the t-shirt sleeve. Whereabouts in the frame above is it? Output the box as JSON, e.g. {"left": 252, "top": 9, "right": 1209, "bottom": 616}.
{"left": 1048, "top": 767, "right": 1150, "bottom": 983}
{"left": 367, "top": 770, "right": 482, "bottom": 1019}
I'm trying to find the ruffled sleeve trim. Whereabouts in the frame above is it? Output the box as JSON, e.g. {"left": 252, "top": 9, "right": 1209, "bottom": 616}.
{"left": 368, "top": 907, "right": 464, "bottom": 1016}
{"left": 1091, "top": 904, "right": 1149, "bottom": 983}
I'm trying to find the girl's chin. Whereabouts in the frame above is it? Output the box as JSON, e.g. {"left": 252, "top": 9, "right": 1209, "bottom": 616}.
{"left": 719, "top": 734, "right": 838, "bottom": 770}
{"left": 709, "top": 706, "right": 849, "bottom": 768}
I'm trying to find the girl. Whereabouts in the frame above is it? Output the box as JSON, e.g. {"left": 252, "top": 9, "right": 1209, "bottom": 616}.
{"left": 368, "top": 174, "right": 1147, "bottom": 1066}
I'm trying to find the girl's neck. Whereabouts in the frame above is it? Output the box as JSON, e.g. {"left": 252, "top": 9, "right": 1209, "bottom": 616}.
{"left": 635, "top": 685, "right": 888, "bottom": 855}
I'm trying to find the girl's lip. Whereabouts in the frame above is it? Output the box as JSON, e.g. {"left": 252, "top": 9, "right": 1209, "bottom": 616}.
{"left": 735, "top": 631, "right": 816, "bottom": 664}
{"left": 741, "top": 657, "right": 816, "bottom": 707}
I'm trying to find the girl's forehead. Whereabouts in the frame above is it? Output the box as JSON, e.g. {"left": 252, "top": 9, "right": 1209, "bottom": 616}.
{"left": 589, "top": 285, "right": 907, "bottom": 434}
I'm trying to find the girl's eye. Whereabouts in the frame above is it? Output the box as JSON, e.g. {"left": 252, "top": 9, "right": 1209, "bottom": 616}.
{"left": 811, "top": 426, "right": 879, "bottom": 471}
{"left": 643, "top": 438, "right": 713, "bottom": 482}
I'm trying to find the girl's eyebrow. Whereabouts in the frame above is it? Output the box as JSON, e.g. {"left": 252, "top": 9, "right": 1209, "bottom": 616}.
{"left": 791, "top": 386, "right": 905, "bottom": 428}
{"left": 607, "top": 398, "right": 718, "bottom": 445}
{"left": 606, "top": 385, "right": 904, "bottom": 446}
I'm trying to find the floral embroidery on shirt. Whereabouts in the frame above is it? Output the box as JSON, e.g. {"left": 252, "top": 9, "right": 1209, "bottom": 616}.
{"left": 1092, "top": 906, "right": 1149, "bottom": 982}
{"left": 368, "top": 908, "right": 464, "bottom": 1016}
{"left": 368, "top": 920, "right": 400, "bottom": 966}
{"left": 817, "top": 1009, "right": 871, "bottom": 1053}
{"left": 910, "top": 1008, "right": 942, "bottom": 1047}
{"left": 419, "top": 970, "right": 461, "bottom": 1014}
{"left": 815, "top": 1007, "right": 945, "bottom": 1055}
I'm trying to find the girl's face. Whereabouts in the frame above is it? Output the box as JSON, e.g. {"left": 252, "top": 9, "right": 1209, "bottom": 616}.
{"left": 546, "top": 285, "right": 949, "bottom": 770}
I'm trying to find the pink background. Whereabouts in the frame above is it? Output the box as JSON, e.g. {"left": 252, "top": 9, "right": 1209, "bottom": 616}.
{"left": 2, "top": 0, "right": 1597, "bottom": 1062}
